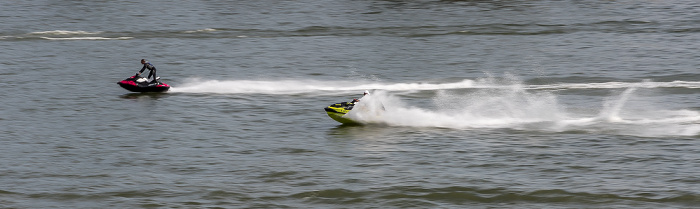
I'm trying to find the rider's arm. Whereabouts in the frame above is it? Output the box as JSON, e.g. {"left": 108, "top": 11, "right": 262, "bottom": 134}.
{"left": 137, "top": 65, "right": 146, "bottom": 74}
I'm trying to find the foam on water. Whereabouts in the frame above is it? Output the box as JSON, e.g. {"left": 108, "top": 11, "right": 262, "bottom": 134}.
{"left": 183, "top": 28, "right": 218, "bottom": 33}
{"left": 28, "top": 30, "right": 103, "bottom": 35}
{"left": 172, "top": 78, "right": 700, "bottom": 95}
{"left": 171, "top": 78, "right": 478, "bottom": 94}
{"left": 172, "top": 79, "right": 364, "bottom": 94}
{"left": 40, "top": 37, "right": 133, "bottom": 40}
{"left": 20, "top": 30, "right": 132, "bottom": 41}
{"left": 528, "top": 80, "right": 700, "bottom": 90}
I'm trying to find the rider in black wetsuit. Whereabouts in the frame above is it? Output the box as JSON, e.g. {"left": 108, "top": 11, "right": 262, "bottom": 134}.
{"left": 137, "top": 59, "right": 158, "bottom": 83}
{"left": 350, "top": 90, "right": 370, "bottom": 104}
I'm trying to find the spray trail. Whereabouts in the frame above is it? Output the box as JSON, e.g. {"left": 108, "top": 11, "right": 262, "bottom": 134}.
{"left": 171, "top": 78, "right": 700, "bottom": 95}
{"left": 347, "top": 89, "right": 567, "bottom": 129}
{"left": 170, "top": 78, "right": 479, "bottom": 94}
{"left": 344, "top": 88, "right": 700, "bottom": 137}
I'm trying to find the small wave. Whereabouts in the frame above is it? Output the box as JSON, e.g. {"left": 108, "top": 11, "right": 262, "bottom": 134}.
{"left": 40, "top": 37, "right": 133, "bottom": 40}
{"left": 183, "top": 28, "right": 217, "bottom": 33}
{"left": 287, "top": 186, "right": 700, "bottom": 206}
{"left": 28, "top": 30, "right": 102, "bottom": 35}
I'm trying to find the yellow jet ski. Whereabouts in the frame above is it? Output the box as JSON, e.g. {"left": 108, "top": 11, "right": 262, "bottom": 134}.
{"left": 324, "top": 101, "right": 361, "bottom": 124}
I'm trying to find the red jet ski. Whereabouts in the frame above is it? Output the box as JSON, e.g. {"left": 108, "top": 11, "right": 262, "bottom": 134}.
{"left": 117, "top": 75, "right": 170, "bottom": 92}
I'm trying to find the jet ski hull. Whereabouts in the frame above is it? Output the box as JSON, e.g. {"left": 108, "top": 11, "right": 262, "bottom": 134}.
{"left": 118, "top": 76, "right": 170, "bottom": 93}
{"left": 324, "top": 102, "right": 361, "bottom": 125}
{"left": 326, "top": 111, "right": 360, "bottom": 124}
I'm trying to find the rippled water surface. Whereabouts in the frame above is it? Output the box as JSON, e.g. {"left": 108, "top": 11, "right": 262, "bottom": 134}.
{"left": 1, "top": 0, "right": 699, "bottom": 208}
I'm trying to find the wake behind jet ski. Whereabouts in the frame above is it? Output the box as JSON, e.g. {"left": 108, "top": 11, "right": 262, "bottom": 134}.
{"left": 117, "top": 75, "right": 170, "bottom": 92}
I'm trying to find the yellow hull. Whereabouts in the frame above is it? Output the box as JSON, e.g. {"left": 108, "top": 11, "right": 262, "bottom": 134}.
{"left": 324, "top": 102, "right": 361, "bottom": 125}
{"left": 326, "top": 111, "right": 360, "bottom": 124}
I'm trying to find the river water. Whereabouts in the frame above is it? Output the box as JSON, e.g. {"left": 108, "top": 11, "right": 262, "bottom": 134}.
{"left": 1, "top": 0, "right": 699, "bottom": 208}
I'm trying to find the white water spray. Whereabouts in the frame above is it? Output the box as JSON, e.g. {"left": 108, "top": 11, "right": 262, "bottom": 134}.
{"left": 346, "top": 87, "right": 566, "bottom": 129}
{"left": 343, "top": 81, "right": 699, "bottom": 137}
{"left": 599, "top": 87, "right": 637, "bottom": 122}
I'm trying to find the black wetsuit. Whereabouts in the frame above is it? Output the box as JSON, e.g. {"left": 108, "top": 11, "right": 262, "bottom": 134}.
{"left": 139, "top": 62, "right": 157, "bottom": 80}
